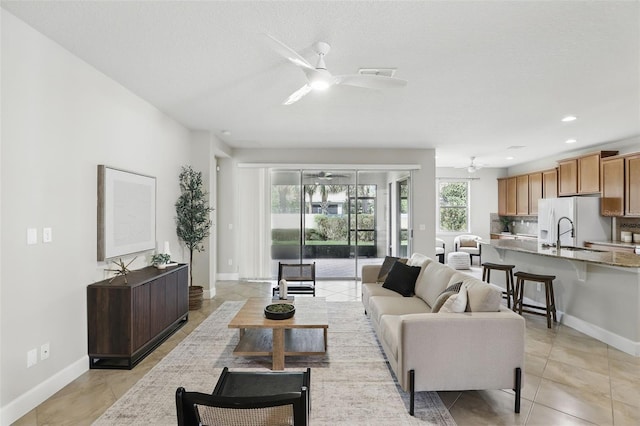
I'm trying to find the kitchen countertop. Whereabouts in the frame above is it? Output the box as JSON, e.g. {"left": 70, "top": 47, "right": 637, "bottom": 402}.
{"left": 484, "top": 239, "right": 640, "bottom": 268}
{"left": 490, "top": 233, "right": 537, "bottom": 239}
{"left": 585, "top": 240, "right": 640, "bottom": 249}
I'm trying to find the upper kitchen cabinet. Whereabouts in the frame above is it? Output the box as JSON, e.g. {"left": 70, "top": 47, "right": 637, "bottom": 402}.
{"left": 528, "top": 172, "right": 543, "bottom": 215}
{"left": 558, "top": 158, "right": 578, "bottom": 195}
{"left": 498, "top": 178, "right": 508, "bottom": 215}
{"left": 600, "top": 155, "right": 625, "bottom": 216}
{"left": 506, "top": 177, "right": 517, "bottom": 215}
{"left": 516, "top": 174, "right": 529, "bottom": 215}
{"left": 626, "top": 153, "right": 640, "bottom": 216}
{"left": 558, "top": 151, "right": 618, "bottom": 196}
{"left": 542, "top": 168, "right": 558, "bottom": 198}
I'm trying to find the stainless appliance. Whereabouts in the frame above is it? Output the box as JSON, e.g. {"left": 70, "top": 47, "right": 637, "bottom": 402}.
{"left": 538, "top": 197, "right": 611, "bottom": 247}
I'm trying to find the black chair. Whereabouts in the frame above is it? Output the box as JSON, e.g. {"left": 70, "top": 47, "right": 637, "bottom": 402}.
{"left": 273, "top": 262, "right": 316, "bottom": 297}
{"left": 177, "top": 367, "right": 311, "bottom": 426}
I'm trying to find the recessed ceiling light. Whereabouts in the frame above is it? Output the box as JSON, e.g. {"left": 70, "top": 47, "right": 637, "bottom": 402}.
{"left": 506, "top": 156, "right": 514, "bottom": 160}
{"left": 565, "top": 138, "right": 577, "bottom": 144}
{"left": 221, "top": 130, "right": 231, "bottom": 136}
{"left": 561, "top": 115, "right": 577, "bottom": 122}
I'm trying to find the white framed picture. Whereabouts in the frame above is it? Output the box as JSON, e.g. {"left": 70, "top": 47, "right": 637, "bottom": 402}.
{"left": 97, "top": 165, "right": 156, "bottom": 261}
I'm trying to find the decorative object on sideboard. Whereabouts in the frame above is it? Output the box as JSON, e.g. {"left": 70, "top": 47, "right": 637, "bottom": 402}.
{"left": 499, "top": 217, "right": 511, "bottom": 233}
{"left": 175, "top": 166, "right": 214, "bottom": 310}
{"left": 151, "top": 253, "right": 171, "bottom": 269}
{"left": 105, "top": 257, "right": 136, "bottom": 283}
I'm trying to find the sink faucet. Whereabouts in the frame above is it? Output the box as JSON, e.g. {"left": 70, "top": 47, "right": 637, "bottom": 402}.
{"left": 556, "top": 216, "right": 575, "bottom": 251}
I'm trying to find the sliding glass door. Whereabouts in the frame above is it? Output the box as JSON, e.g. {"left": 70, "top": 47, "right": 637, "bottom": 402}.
{"left": 270, "top": 168, "right": 412, "bottom": 279}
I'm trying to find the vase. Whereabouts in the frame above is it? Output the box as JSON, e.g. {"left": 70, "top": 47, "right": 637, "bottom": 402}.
{"left": 189, "top": 285, "right": 203, "bottom": 310}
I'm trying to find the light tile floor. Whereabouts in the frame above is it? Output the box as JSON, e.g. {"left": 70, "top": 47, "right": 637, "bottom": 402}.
{"left": 13, "top": 273, "right": 640, "bottom": 425}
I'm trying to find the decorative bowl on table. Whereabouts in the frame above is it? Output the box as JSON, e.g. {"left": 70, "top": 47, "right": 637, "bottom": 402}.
{"left": 264, "top": 303, "right": 295, "bottom": 320}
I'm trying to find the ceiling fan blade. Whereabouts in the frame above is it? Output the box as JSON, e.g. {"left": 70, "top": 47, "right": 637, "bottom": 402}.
{"left": 334, "top": 74, "right": 408, "bottom": 90}
{"left": 283, "top": 84, "right": 312, "bottom": 105}
{"left": 263, "top": 33, "right": 314, "bottom": 70}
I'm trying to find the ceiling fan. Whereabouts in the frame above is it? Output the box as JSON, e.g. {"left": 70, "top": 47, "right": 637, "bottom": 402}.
{"left": 264, "top": 34, "right": 408, "bottom": 105}
{"left": 456, "top": 157, "right": 484, "bottom": 173}
{"left": 304, "top": 171, "right": 346, "bottom": 180}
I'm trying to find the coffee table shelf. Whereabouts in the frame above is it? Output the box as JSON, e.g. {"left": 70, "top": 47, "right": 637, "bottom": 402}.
{"left": 234, "top": 328, "right": 327, "bottom": 356}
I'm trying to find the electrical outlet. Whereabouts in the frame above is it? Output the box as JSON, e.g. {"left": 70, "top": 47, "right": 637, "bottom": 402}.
{"left": 228, "top": 259, "right": 233, "bottom": 266}
{"left": 536, "top": 283, "right": 541, "bottom": 292}
{"left": 27, "top": 349, "right": 38, "bottom": 368}
{"left": 43, "top": 227, "right": 52, "bottom": 243}
{"left": 41, "top": 343, "right": 50, "bottom": 360}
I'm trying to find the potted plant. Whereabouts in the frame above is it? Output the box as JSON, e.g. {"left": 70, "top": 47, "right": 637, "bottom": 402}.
{"left": 175, "top": 166, "right": 213, "bottom": 310}
{"left": 500, "top": 217, "right": 511, "bottom": 233}
{"left": 151, "top": 253, "right": 171, "bottom": 269}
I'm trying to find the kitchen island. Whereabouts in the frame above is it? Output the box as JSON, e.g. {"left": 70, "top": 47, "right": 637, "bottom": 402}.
{"left": 482, "top": 239, "right": 640, "bottom": 356}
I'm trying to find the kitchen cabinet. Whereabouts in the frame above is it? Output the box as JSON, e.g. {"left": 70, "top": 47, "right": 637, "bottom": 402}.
{"left": 558, "top": 159, "right": 578, "bottom": 196}
{"left": 626, "top": 153, "right": 640, "bottom": 216}
{"left": 506, "top": 176, "right": 517, "bottom": 215}
{"left": 542, "top": 168, "right": 557, "bottom": 198}
{"left": 516, "top": 174, "right": 529, "bottom": 215}
{"left": 600, "top": 156, "right": 625, "bottom": 216}
{"left": 498, "top": 178, "right": 507, "bottom": 215}
{"left": 558, "top": 151, "right": 618, "bottom": 196}
{"left": 528, "top": 172, "right": 543, "bottom": 215}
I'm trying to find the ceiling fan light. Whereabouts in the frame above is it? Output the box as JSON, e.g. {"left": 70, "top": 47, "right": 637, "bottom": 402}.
{"left": 467, "top": 165, "right": 476, "bottom": 173}
{"left": 310, "top": 79, "right": 330, "bottom": 91}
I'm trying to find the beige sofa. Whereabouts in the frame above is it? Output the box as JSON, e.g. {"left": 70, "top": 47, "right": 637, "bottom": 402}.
{"left": 362, "top": 253, "right": 525, "bottom": 415}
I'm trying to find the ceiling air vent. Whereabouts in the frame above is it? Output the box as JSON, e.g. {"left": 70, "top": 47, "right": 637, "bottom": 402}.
{"left": 358, "top": 68, "right": 397, "bottom": 77}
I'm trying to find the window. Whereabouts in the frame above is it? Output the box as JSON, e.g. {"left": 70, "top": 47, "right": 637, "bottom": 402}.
{"left": 438, "top": 180, "right": 469, "bottom": 232}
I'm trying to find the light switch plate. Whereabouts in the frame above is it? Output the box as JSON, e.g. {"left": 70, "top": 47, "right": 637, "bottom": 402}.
{"left": 43, "top": 227, "right": 52, "bottom": 243}
{"left": 27, "top": 228, "right": 38, "bottom": 245}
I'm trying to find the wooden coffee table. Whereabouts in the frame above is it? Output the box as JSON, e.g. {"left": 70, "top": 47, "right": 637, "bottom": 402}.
{"left": 228, "top": 297, "right": 329, "bottom": 370}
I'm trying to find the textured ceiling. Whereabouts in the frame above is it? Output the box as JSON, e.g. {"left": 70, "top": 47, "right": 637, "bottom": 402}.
{"left": 2, "top": 0, "right": 639, "bottom": 167}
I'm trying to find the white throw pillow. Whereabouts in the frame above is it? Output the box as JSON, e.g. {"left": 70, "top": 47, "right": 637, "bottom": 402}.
{"left": 440, "top": 284, "right": 468, "bottom": 313}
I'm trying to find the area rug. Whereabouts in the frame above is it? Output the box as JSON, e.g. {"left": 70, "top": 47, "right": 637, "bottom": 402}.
{"left": 94, "top": 301, "right": 456, "bottom": 425}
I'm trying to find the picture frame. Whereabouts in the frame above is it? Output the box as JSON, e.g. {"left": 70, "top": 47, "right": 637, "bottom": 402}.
{"left": 97, "top": 165, "right": 157, "bottom": 261}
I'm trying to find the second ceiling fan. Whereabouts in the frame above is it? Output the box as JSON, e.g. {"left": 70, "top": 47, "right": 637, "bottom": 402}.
{"left": 264, "top": 34, "right": 408, "bottom": 105}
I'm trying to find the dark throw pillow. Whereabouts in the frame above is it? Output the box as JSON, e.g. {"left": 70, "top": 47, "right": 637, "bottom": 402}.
{"left": 382, "top": 262, "right": 421, "bottom": 297}
{"left": 431, "top": 281, "right": 464, "bottom": 313}
{"left": 377, "top": 256, "right": 408, "bottom": 283}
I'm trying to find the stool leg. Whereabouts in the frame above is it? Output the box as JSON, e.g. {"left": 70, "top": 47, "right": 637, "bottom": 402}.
{"left": 544, "top": 282, "right": 552, "bottom": 328}
{"left": 515, "top": 278, "right": 524, "bottom": 315}
{"left": 548, "top": 281, "right": 557, "bottom": 323}
{"left": 504, "top": 270, "right": 512, "bottom": 309}
{"left": 508, "top": 270, "right": 515, "bottom": 309}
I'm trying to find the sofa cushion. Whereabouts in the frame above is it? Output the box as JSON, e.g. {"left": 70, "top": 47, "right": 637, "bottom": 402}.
{"left": 368, "top": 296, "right": 430, "bottom": 325}
{"left": 449, "top": 273, "right": 502, "bottom": 312}
{"left": 431, "top": 281, "right": 463, "bottom": 313}
{"left": 382, "top": 262, "right": 421, "bottom": 296}
{"left": 377, "top": 256, "right": 408, "bottom": 283}
{"left": 362, "top": 283, "right": 402, "bottom": 310}
{"left": 414, "top": 261, "right": 458, "bottom": 308}
{"left": 440, "top": 284, "right": 468, "bottom": 313}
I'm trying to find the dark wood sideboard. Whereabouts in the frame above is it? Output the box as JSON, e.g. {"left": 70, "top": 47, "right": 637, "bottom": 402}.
{"left": 87, "top": 264, "right": 189, "bottom": 369}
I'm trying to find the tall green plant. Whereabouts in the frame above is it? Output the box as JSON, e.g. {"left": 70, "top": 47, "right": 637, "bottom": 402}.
{"left": 175, "top": 166, "right": 213, "bottom": 286}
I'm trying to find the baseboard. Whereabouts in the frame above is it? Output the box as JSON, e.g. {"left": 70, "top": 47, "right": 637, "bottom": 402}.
{"left": 561, "top": 313, "right": 640, "bottom": 357}
{"left": 1, "top": 355, "right": 88, "bottom": 425}
{"left": 216, "top": 272, "right": 239, "bottom": 281}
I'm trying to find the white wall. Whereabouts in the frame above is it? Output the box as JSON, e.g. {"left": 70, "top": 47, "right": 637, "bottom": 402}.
{"left": 0, "top": 11, "right": 193, "bottom": 423}
{"left": 435, "top": 167, "right": 507, "bottom": 254}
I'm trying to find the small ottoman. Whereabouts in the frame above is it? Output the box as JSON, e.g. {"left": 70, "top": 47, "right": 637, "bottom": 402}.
{"left": 448, "top": 252, "right": 471, "bottom": 270}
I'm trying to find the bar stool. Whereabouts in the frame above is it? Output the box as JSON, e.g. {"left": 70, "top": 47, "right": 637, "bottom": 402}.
{"left": 513, "top": 272, "right": 557, "bottom": 328}
{"left": 481, "top": 262, "right": 515, "bottom": 308}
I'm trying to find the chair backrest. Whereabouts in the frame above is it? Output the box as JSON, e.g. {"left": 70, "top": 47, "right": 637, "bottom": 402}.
{"left": 454, "top": 234, "right": 481, "bottom": 250}
{"left": 278, "top": 262, "right": 315, "bottom": 282}
{"left": 176, "top": 387, "right": 309, "bottom": 426}
{"left": 435, "top": 238, "right": 445, "bottom": 248}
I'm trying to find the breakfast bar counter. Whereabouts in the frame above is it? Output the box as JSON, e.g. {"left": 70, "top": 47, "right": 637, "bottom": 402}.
{"left": 481, "top": 240, "right": 640, "bottom": 356}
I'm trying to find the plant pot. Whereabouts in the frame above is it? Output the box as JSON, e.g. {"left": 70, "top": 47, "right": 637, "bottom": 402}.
{"left": 189, "top": 285, "right": 203, "bottom": 311}
{"left": 155, "top": 263, "right": 167, "bottom": 270}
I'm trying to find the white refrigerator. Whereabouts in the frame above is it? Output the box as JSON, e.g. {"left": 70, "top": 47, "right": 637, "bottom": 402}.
{"left": 537, "top": 197, "right": 611, "bottom": 247}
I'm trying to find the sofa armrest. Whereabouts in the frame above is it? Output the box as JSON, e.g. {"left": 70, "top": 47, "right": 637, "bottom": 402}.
{"left": 396, "top": 308, "right": 525, "bottom": 392}
{"left": 361, "top": 264, "right": 382, "bottom": 283}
